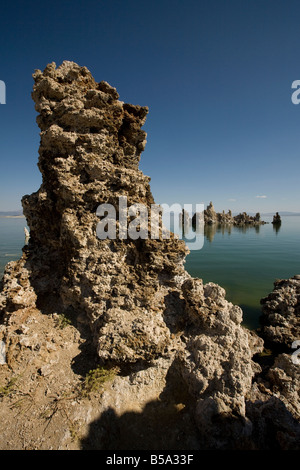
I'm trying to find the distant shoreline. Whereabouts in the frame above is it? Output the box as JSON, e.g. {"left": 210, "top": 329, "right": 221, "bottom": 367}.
{"left": 0, "top": 215, "right": 25, "bottom": 219}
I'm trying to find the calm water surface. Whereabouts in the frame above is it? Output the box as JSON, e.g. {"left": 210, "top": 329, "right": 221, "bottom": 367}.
{"left": 185, "top": 215, "right": 300, "bottom": 328}
{"left": 0, "top": 217, "right": 27, "bottom": 275}
{"left": 1, "top": 215, "right": 299, "bottom": 329}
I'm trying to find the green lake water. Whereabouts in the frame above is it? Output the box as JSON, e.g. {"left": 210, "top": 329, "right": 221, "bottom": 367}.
{"left": 0, "top": 217, "right": 27, "bottom": 275}
{"left": 0, "top": 215, "right": 299, "bottom": 330}
{"left": 185, "top": 215, "right": 300, "bottom": 329}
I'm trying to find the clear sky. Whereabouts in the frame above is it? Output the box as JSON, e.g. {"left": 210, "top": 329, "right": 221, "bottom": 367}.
{"left": 1, "top": 0, "right": 300, "bottom": 214}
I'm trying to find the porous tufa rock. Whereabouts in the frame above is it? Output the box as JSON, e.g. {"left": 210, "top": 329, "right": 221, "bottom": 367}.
{"left": 0, "top": 62, "right": 298, "bottom": 450}
{"left": 260, "top": 275, "right": 300, "bottom": 349}
{"left": 2, "top": 61, "right": 189, "bottom": 365}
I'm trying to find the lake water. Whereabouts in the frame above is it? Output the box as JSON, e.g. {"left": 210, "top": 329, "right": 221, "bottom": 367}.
{"left": 0, "top": 217, "right": 27, "bottom": 275}
{"left": 185, "top": 215, "right": 300, "bottom": 329}
{"left": 0, "top": 215, "right": 299, "bottom": 329}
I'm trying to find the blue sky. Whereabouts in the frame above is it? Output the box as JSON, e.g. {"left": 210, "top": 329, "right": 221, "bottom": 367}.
{"left": 1, "top": 0, "right": 300, "bottom": 213}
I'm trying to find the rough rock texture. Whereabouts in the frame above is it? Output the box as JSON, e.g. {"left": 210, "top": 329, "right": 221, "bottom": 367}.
{"left": 0, "top": 62, "right": 299, "bottom": 450}
{"left": 179, "top": 279, "right": 256, "bottom": 448}
{"left": 260, "top": 275, "right": 300, "bottom": 350}
{"left": 243, "top": 274, "right": 300, "bottom": 448}
{"left": 1, "top": 61, "right": 189, "bottom": 366}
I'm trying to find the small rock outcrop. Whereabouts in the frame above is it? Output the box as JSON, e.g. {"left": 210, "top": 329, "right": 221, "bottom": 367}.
{"left": 204, "top": 201, "right": 218, "bottom": 225}
{"left": 193, "top": 202, "right": 267, "bottom": 226}
{"left": 233, "top": 211, "right": 264, "bottom": 225}
{"left": 0, "top": 62, "right": 299, "bottom": 450}
{"left": 272, "top": 212, "right": 281, "bottom": 225}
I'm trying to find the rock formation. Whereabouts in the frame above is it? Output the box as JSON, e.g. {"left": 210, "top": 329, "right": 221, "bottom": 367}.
{"left": 233, "top": 211, "right": 264, "bottom": 225}
{"left": 272, "top": 212, "right": 281, "bottom": 225}
{"left": 193, "top": 202, "right": 267, "bottom": 226}
{"left": 0, "top": 62, "right": 299, "bottom": 450}
{"left": 259, "top": 276, "right": 300, "bottom": 350}
{"left": 203, "top": 201, "right": 218, "bottom": 225}
{"left": 1, "top": 61, "right": 189, "bottom": 366}
{"left": 245, "top": 275, "right": 300, "bottom": 445}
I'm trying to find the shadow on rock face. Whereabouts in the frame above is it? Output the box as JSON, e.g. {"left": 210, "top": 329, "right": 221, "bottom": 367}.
{"left": 246, "top": 396, "right": 300, "bottom": 450}
{"left": 80, "top": 393, "right": 300, "bottom": 451}
{"left": 80, "top": 359, "right": 201, "bottom": 451}
{"left": 79, "top": 355, "right": 300, "bottom": 451}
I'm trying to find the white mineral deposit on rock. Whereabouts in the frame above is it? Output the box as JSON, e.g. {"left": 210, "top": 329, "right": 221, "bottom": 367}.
{"left": 0, "top": 340, "right": 6, "bottom": 364}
